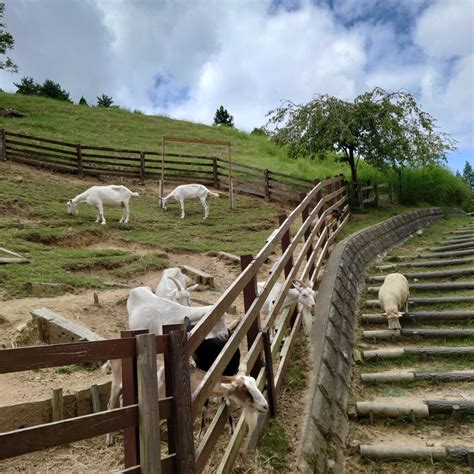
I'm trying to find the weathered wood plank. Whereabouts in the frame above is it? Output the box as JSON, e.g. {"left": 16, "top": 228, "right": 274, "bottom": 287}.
{"left": 0, "top": 405, "right": 138, "bottom": 460}
{"left": 180, "top": 265, "right": 214, "bottom": 286}
{"left": 367, "top": 282, "right": 474, "bottom": 293}
{"left": 31, "top": 307, "right": 105, "bottom": 344}
{"left": 368, "top": 268, "right": 474, "bottom": 281}
{"left": 361, "top": 310, "right": 474, "bottom": 324}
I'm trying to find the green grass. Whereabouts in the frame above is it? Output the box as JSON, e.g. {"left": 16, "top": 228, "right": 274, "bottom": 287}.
{"left": 1, "top": 91, "right": 470, "bottom": 209}
{"left": 255, "top": 419, "right": 292, "bottom": 472}
{"left": 0, "top": 162, "right": 285, "bottom": 298}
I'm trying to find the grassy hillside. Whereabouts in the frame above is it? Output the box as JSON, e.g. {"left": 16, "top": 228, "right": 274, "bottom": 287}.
{"left": 0, "top": 162, "right": 285, "bottom": 298}
{"left": 1, "top": 92, "right": 470, "bottom": 208}
{"left": 0, "top": 91, "right": 348, "bottom": 180}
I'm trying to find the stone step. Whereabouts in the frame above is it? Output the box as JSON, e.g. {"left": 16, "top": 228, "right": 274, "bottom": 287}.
{"left": 361, "top": 370, "right": 474, "bottom": 384}
{"left": 362, "top": 328, "right": 474, "bottom": 341}
{"left": 376, "top": 257, "right": 474, "bottom": 270}
{"left": 362, "top": 346, "right": 474, "bottom": 360}
{"left": 361, "top": 311, "right": 474, "bottom": 324}
{"left": 366, "top": 296, "right": 474, "bottom": 307}
{"left": 441, "top": 237, "right": 474, "bottom": 245}
{"left": 368, "top": 268, "right": 474, "bottom": 282}
{"left": 360, "top": 445, "right": 474, "bottom": 466}
{"left": 388, "top": 249, "right": 474, "bottom": 260}
{"left": 367, "top": 282, "right": 474, "bottom": 294}
{"left": 428, "top": 242, "right": 474, "bottom": 252}
{"left": 354, "top": 399, "right": 474, "bottom": 419}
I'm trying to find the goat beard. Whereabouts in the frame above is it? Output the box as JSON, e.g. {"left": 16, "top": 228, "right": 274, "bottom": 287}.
{"left": 302, "top": 307, "right": 313, "bottom": 334}
{"left": 243, "top": 407, "right": 259, "bottom": 433}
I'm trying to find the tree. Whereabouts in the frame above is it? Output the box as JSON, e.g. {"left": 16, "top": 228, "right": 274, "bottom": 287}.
{"left": 97, "top": 94, "right": 113, "bottom": 107}
{"left": 213, "top": 106, "right": 234, "bottom": 127}
{"left": 266, "top": 87, "right": 456, "bottom": 184}
{"left": 79, "top": 96, "right": 88, "bottom": 106}
{"left": 14, "top": 76, "right": 41, "bottom": 95}
{"left": 40, "top": 79, "right": 71, "bottom": 102}
{"left": 0, "top": 2, "right": 17, "bottom": 72}
{"left": 462, "top": 161, "right": 473, "bottom": 185}
{"left": 251, "top": 126, "right": 269, "bottom": 137}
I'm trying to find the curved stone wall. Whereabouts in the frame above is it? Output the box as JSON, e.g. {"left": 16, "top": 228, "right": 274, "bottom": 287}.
{"left": 298, "top": 207, "right": 444, "bottom": 473}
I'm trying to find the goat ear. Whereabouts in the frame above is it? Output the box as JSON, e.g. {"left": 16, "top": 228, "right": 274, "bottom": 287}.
{"left": 166, "top": 290, "right": 177, "bottom": 298}
{"left": 187, "top": 284, "right": 199, "bottom": 292}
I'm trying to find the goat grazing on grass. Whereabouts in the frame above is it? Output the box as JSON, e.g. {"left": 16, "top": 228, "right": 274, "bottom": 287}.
{"left": 257, "top": 279, "right": 316, "bottom": 332}
{"left": 159, "top": 183, "right": 219, "bottom": 219}
{"left": 67, "top": 185, "right": 139, "bottom": 225}
{"left": 378, "top": 273, "right": 410, "bottom": 330}
{"left": 155, "top": 267, "right": 199, "bottom": 306}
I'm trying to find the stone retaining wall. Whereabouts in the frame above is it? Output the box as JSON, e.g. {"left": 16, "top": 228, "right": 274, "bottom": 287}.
{"left": 298, "top": 207, "right": 444, "bottom": 473}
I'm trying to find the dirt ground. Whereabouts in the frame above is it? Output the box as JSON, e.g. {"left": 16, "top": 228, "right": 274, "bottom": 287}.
{"left": 0, "top": 243, "right": 313, "bottom": 472}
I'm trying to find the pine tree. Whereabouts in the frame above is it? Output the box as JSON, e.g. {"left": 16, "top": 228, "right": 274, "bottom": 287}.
{"left": 97, "top": 94, "right": 114, "bottom": 107}
{"left": 79, "top": 96, "right": 88, "bottom": 106}
{"left": 213, "top": 106, "right": 234, "bottom": 127}
{"left": 14, "top": 76, "right": 41, "bottom": 95}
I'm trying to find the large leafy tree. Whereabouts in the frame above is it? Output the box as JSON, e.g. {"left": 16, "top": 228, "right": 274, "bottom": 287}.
{"left": 267, "top": 87, "right": 456, "bottom": 184}
{"left": 14, "top": 76, "right": 41, "bottom": 95}
{"left": 213, "top": 105, "right": 234, "bottom": 127}
{"left": 0, "top": 2, "right": 17, "bottom": 72}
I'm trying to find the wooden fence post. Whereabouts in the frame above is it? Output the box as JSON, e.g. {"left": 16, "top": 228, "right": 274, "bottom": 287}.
{"left": 163, "top": 325, "right": 196, "bottom": 473}
{"left": 139, "top": 151, "right": 145, "bottom": 185}
{"left": 0, "top": 129, "right": 6, "bottom": 161}
{"left": 51, "top": 388, "right": 63, "bottom": 422}
{"left": 76, "top": 144, "right": 83, "bottom": 177}
{"left": 263, "top": 169, "right": 270, "bottom": 201}
{"left": 278, "top": 214, "right": 293, "bottom": 278}
{"left": 374, "top": 183, "right": 379, "bottom": 207}
{"left": 240, "top": 254, "right": 263, "bottom": 378}
{"left": 90, "top": 384, "right": 101, "bottom": 413}
{"left": 390, "top": 182, "right": 395, "bottom": 204}
{"left": 262, "top": 330, "right": 277, "bottom": 417}
{"left": 358, "top": 183, "right": 364, "bottom": 209}
{"left": 121, "top": 329, "right": 148, "bottom": 469}
{"left": 136, "top": 333, "right": 161, "bottom": 473}
{"left": 212, "top": 157, "right": 219, "bottom": 189}
{"left": 299, "top": 192, "right": 314, "bottom": 273}
{"left": 325, "top": 175, "right": 333, "bottom": 210}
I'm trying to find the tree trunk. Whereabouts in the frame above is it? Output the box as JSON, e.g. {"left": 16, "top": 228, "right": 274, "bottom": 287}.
{"left": 348, "top": 148, "right": 357, "bottom": 182}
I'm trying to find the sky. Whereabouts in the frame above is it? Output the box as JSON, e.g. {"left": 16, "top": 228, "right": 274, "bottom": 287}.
{"left": 0, "top": 0, "right": 472, "bottom": 173}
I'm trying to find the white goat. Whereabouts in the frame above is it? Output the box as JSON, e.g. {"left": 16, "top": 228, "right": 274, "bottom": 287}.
{"left": 159, "top": 183, "right": 219, "bottom": 219}
{"left": 127, "top": 286, "right": 228, "bottom": 340}
{"left": 67, "top": 185, "right": 139, "bottom": 225}
{"left": 105, "top": 358, "right": 268, "bottom": 445}
{"left": 257, "top": 279, "right": 316, "bottom": 332}
{"left": 378, "top": 273, "right": 410, "bottom": 330}
{"left": 155, "top": 267, "right": 199, "bottom": 306}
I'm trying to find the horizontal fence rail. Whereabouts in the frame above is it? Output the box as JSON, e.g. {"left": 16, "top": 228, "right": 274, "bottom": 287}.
{"left": 2, "top": 129, "right": 330, "bottom": 203}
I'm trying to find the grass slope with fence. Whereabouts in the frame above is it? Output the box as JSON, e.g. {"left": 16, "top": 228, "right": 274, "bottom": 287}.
{"left": 1, "top": 91, "right": 470, "bottom": 210}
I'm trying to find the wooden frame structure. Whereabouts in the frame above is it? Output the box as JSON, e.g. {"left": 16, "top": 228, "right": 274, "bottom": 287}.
{"left": 160, "top": 136, "right": 233, "bottom": 209}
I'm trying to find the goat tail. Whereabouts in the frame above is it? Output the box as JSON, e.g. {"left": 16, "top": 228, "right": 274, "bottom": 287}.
{"left": 131, "top": 191, "right": 139, "bottom": 197}
{"left": 209, "top": 191, "right": 220, "bottom": 198}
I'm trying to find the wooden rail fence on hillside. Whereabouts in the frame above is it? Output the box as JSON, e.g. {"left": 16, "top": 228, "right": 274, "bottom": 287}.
{"left": 0, "top": 140, "right": 350, "bottom": 471}
{"left": 2, "top": 128, "right": 328, "bottom": 203}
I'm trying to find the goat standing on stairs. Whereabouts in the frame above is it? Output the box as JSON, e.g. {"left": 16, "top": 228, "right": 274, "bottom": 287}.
{"left": 159, "top": 184, "right": 219, "bottom": 219}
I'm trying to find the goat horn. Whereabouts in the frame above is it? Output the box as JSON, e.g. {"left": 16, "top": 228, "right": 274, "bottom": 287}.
{"left": 168, "top": 276, "right": 183, "bottom": 291}
{"left": 228, "top": 316, "right": 242, "bottom": 332}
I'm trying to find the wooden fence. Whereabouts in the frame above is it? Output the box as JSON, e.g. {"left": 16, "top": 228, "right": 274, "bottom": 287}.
{"left": 0, "top": 161, "right": 349, "bottom": 471}
{"left": 351, "top": 180, "right": 394, "bottom": 208}
{"left": 0, "top": 327, "right": 194, "bottom": 472}
{"left": 1, "top": 129, "right": 318, "bottom": 203}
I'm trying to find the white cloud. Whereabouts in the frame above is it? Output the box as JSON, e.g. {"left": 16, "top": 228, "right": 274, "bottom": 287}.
{"left": 0, "top": 0, "right": 472, "bottom": 170}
